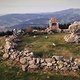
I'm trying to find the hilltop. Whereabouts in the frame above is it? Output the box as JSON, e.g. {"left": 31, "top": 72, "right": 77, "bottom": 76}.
{"left": 0, "top": 33, "right": 80, "bottom": 80}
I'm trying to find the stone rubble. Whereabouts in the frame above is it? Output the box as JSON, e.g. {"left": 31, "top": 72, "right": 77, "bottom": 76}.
{"left": 1, "top": 34, "right": 80, "bottom": 72}
{"left": 64, "top": 21, "right": 80, "bottom": 43}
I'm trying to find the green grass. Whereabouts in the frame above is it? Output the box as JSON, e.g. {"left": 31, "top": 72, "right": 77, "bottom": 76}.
{"left": 0, "top": 33, "right": 80, "bottom": 80}
{"left": 0, "top": 37, "right": 5, "bottom": 46}
{"left": 17, "top": 33, "right": 80, "bottom": 58}
{"left": 0, "top": 66, "right": 80, "bottom": 80}
{"left": 0, "top": 61, "right": 80, "bottom": 80}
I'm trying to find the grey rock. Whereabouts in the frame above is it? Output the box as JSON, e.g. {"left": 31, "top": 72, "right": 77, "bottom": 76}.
{"left": 26, "top": 56, "right": 33, "bottom": 61}
{"left": 41, "top": 58, "right": 45, "bottom": 63}
{"left": 28, "top": 58, "right": 36, "bottom": 65}
{"left": 10, "top": 54, "right": 15, "bottom": 60}
{"left": 52, "top": 56, "right": 63, "bottom": 61}
{"left": 45, "top": 58, "right": 52, "bottom": 63}
{"left": 28, "top": 64, "right": 38, "bottom": 69}
{"left": 41, "top": 62, "right": 47, "bottom": 67}
{"left": 36, "top": 58, "right": 40, "bottom": 64}
{"left": 21, "top": 64, "right": 28, "bottom": 71}
{"left": 47, "top": 63, "right": 52, "bottom": 67}
{"left": 71, "top": 65, "right": 78, "bottom": 71}
{"left": 3, "top": 53, "right": 9, "bottom": 59}
{"left": 20, "top": 57, "right": 27, "bottom": 64}
{"left": 64, "top": 21, "right": 80, "bottom": 43}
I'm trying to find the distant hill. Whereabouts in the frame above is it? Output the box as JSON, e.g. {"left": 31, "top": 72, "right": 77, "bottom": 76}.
{"left": 0, "top": 8, "right": 80, "bottom": 30}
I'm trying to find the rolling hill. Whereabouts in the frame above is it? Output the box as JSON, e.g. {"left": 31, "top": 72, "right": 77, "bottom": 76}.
{"left": 0, "top": 8, "right": 80, "bottom": 30}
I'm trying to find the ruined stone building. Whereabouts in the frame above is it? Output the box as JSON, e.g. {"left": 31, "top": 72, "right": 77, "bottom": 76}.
{"left": 48, "top": 18, "right": 60, "bottom": 32}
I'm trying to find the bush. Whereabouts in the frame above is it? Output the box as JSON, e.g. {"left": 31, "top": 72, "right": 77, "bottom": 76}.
{"left": 0, "top": 31, "right": 13, "bottom": 36}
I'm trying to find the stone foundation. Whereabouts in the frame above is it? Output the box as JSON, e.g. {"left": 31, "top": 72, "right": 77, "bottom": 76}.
{"left": 1, "top": 34, "right": 80, "bottom": 72}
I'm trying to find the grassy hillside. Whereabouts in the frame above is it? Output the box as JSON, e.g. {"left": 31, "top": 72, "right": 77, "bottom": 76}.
{"left": 0, "top": 33, "right": 80, "bottom": 80}
{"left": 17, "top": 33, "right": 80, "bottom": 58}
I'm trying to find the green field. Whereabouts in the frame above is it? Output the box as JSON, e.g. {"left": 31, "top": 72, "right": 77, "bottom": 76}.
{"left": 17, "top": 33, "right": 80, "bottom": 58}
{"left": 0, "top": 33, "right": 80, "bottom": 80}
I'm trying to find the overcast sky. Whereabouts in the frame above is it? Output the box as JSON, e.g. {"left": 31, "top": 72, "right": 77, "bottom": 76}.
{"left": 0, "top": 0, "right": 80, "bottom": 15}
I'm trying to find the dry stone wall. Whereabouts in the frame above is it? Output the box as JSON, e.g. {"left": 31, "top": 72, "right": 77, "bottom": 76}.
{"left": 1, "top": 34, "right": 80, "bottom": 72}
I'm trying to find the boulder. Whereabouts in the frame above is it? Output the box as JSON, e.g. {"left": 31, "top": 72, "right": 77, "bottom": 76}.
{"left": 13, "top": 53, "right": 18, "bottom": 59}
{"left": 68, "top": 21, "right": 80, "bottom": 33}
{"left": 36, "top": 58, "right": 40, "bottom": 64}
{"left": 3, "top": 53, "right": 9, "bottom": 59}
{"left": 57, "top": 61, "right": 64, "bottom": 69}
{"left": 74, "top": 58, "right": 80, "bottom": 65}
{"left": 52, "top": 56, "right": 63, "bottom": 61}
{"left": 15, "top": 52, "right": 21, "bottom": 61}
{"left": 28, "top": 58, "right": 36, "bottom": 65}
{"left": 0, "top": 46, "right": 4, "bottom": 50}
{"left": 52, "top": 58, "right": 56, "bottom": 64}
{"left": 28, "top": 64, "right": 38, "bottom": 69}
{"left": 64, "top": 33, "right": 79, "bottom": 43}
{"left": 24, "top": 48, "right": 30, "bottom": 53}
{"left": 69, "top": 57, "right": 75, "bottom": 62}
{"left": 41, "top": 62, "right": 47, "bottom": 67}
{"left": 29, "top": 52, "right": 34, "bottom": 57}
{"left": 21, "top": 64, "right": 28, "bottom": 71}
{"left": 41, "top": 58, "right": 45, "bottom": 63}
{"left": 26, "top": 56, "right": 32, "bottom": 61}
{"left": 10, "top": 51, "right": 18, "bottom": 60}
{"left": 23, "top": 50, "right": 28, "bottom": 56}
{"left": 47, "top": 63, "right": 52, "bottom": 67}
{"left": 60, "top": 66, "right": 68, "bottom": 71}
{"left": 10, "top": 49, "right": 14, "bottom": 52}
{"left": 15, "top": 57, "right": 20, "bottom": 61}
{"left": 10, "top": 54, "right": 15, "bottom": 60}
{"left": 71, "top": 65, "right": 78, "bottom": 71}
{"left": 64, "top": 21, "right": 80, "bottom": 43}
{"left": 20, "top": 57, "right": 27, "bottom": 64}
{"left": 45, "top": 58, "right": 52, "bottom": 63}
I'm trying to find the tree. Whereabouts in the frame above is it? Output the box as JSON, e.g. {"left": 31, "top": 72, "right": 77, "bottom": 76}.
{"left": 26, "top": 26, "right": 33, "bottom": 33}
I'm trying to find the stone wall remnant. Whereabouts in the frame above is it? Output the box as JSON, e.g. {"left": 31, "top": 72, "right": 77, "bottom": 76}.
{"left": 48, "top": 18, "right": 61, "bottom": 32}
{"left": 1, "top": 34, "right": 80, "bottom": 72}
{"left": 64, "top": 21, "right": 80, "bottom": 43}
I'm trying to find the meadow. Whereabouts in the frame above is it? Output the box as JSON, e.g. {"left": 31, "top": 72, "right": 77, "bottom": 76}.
{"left": 17, "top": 33, "right": 80, "bottom": 58}
{"left": 0, "top": 33, "right": 80, "bottom": 80}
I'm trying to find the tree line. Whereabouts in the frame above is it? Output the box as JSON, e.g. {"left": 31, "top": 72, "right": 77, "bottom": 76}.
{"left": 0, "top": 30, "right": 13, "bottom": 36}
{"left": 0, "top": 23, "right": 71, "bottom": 36}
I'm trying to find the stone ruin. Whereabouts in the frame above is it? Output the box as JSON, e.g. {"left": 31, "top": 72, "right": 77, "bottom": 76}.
{"left": 1, "top": 34, "right": 80, "bottom": 72}
{"left": 46, "top": 18, "right": 61, "bottom": 33}
{"left": 64, "top": 21, "right": 80, "bottom": 43}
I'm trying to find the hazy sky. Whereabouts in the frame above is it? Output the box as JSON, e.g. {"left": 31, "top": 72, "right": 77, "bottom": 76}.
{"left": 0, "top": 0, "right": 80, "bottom": 15}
